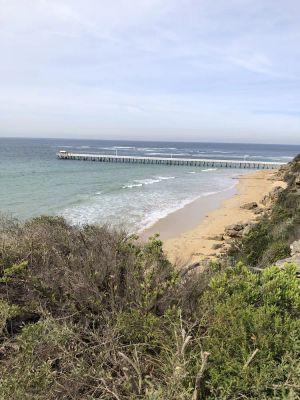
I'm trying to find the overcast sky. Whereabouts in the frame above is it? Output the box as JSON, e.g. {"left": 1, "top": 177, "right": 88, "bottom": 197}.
{"left": 0, "top": 0, "right": 299, "bottom": 144}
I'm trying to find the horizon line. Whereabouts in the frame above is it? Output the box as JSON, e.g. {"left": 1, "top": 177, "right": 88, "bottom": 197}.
{"left": 0, "top": 136, "right": 299, "bottom": 147}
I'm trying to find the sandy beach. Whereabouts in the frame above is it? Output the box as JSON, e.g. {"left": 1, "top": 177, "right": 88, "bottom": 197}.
{"left": 142, "top": 169, "right": 286, "bottom": 265}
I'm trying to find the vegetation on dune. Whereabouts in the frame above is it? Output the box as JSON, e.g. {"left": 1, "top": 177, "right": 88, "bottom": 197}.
{"left": 229, "top": 156, "right": 300, "bottom": 268}
{"left": 0, "top": 155, "right": 299, "bottom": 399}
{"left": 0, "top": 215, "right": 299, "bottom": 399}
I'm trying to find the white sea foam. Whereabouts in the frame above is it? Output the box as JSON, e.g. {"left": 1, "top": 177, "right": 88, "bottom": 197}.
{"left": 212, "top": 150, "right": 232, "bottom": 154}
{"left": 123, "top": 176, "right": 175, "bottom": 189}
{"left": 113, "top": 146, "right": 136, "bottom": 149}
{"left": 137, "top": 147, "right": 178, "bottom": 151}
{"left": 62, "top": 175, "right": 239, "bottom": 233}
{"left": 122, "top": 183, "right": 143, "bottom": 189}
{"left": 138, "top": 179, "right": 240, "bottom": 232}
{"left": 146, "top": 152, "right": 188, "bottom": 156}
{"left": 202, "top": 168, "right": 218, "bottom": 172}
{"left": 156, "top": 176, "right": 175, "bottom": 180}
{"left": 135, "top": 178, "right": 161, "bottom": 185}
{"left": 138, "top": 190, "right": 222, "bottom": 232}
{"left": 98, "top": 146, "right": 136, "bottom": 151}
{"left": 146, "top": 152, "right": 167, "bottom": 156}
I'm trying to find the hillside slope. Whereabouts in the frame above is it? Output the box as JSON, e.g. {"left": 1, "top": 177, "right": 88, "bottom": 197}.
{"left": 229, "top": 155, "right": 300, "bottom": 269}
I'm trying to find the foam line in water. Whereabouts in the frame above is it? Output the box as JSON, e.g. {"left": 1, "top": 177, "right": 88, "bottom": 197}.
{"left": 135, "top": 178, "right": 161, "bottom": 185}
{"left": 138, "top": 180, "right": 239, "bottom": 232}
{"left": 138, "top": 191, "right": 218, "bottom": 232}
{"left": 123, "top": 176, "right": 175, "bottom": 189}
{"left": 156, "top": 176, "right": 175, "bottom": 180}
{"left": 122, "top": 183, "right": 143, "bottom": 189}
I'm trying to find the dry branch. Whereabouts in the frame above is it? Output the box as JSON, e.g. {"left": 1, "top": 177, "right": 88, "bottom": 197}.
{"left": 192, "top": 351, "right": 210, "bottom": 400}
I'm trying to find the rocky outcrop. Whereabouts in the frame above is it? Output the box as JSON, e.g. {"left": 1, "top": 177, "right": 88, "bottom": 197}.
{"left": 275, "top": 254, "right": 300, "bottom": 267}
{"left": 224, "top": 222, "right": 258, "bottom": 238}
{"left": 241, "top": 202, "right": 258, "bottom": 210}
{"left": 225, "top": 223, "right": 249, "bottom": 238}
{"left": 261, "top": 186, "right": 284, "bottom": 207}
{"left": 276, "top": 164, "right": 290, "bottom": 180}
{"left": 226, "top": 223, "right": 245, "bottom": 231}
{"left": 240, "top": 200, "right": 267, "bottom": 216}
{"left": 212, "top": 243, "right": 223, "bottom": 250}
{"left": 291, "top": 240, "right": 300, "bottom": 255}
{"left": 253, "top": 207, "right": 264, "bottom": 215}
{"left": 207, "top": 234, "right": 224, "bottom": 241}
{"left": 242, "top": 224, "right": 256, "bottom": 236}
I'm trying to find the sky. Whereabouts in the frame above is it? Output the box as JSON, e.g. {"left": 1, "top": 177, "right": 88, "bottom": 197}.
{"left": 0, "top": 0, "right": 299, "bottom": 144}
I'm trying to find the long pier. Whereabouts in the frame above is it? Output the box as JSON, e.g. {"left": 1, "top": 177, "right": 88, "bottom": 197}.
{"left": 56, "top": 152, "right": 285, "bottom": 169}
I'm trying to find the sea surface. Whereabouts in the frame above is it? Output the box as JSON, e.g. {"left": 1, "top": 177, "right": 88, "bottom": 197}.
{"left": 0, "top": 138, "right": 299, "bottom": 232}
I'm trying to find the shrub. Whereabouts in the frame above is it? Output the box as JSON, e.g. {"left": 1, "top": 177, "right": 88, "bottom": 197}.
{"left": 198, "top": 263, "right": 300, "bottom": 399}
{"left": 261, "top": 241, "right": 291, "bottom": 266}
{"left": 232, "top": 155, "right": 300, "bottom": 267}
{"left": 0, "top": 216, "right": 300, "bottom": 399}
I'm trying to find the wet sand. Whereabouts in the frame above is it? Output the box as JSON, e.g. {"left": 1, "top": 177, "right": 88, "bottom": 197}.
{"left": 141, "top": 184, "right": 237, "bottom": 241}
{"left": 142, "top": 169, "right": 285, "bottom": 265}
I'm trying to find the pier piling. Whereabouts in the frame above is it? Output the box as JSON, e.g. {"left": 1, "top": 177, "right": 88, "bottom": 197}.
{"left": 56, "top": 152, "right": 285, "bottom": 170}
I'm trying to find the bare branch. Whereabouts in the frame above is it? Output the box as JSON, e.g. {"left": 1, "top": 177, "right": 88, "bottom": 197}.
{"left": 192, "top": 351, "right": 210, "bottom": 400}
{"left": 243, "top": 348, "right": 259, "bottom": 369}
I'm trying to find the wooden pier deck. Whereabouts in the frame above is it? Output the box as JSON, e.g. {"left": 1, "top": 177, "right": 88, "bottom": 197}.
{"left": 56, "top": 152, "right": 285, "bottom": 169}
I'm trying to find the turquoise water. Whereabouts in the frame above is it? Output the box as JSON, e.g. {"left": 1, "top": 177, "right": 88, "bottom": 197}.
{"left": 0, "top": 138, "right": 299, "bottom": 232}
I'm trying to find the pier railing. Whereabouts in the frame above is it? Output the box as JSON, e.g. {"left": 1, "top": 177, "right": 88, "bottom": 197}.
{"left": 56, "top": 152, "right": 286, "bottom": 169}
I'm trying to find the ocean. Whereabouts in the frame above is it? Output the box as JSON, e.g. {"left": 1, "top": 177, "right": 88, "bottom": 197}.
{"left": 0, "top": 138, "right": 299, "bottom": 233}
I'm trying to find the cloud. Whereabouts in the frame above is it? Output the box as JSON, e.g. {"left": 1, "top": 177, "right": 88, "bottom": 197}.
{"left": 230, "top": 53, "right": 273, "bottom": 75}
{"left": 0, "top": 0, "right": 299, "bottom": 143}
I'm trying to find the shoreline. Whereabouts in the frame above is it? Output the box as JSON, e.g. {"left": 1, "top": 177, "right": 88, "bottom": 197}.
{"left": 142, "top": 169, "right": 286, "bottom": 265}
{"left": 140, "top": 182, "right": 238, "bottom": 241}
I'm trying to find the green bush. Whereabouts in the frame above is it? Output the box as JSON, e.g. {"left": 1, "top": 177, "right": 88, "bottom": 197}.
{"left": 232, "top": 155, "right": 300, "bottom": 267}
{"left": 261, "top": 241, "right": 291, "bottom": 266}
{"left": 198, "top": 263, "right": 300, "bottom": 399}
{"left": 0, "top": 215, "right": 300, "bottom": 399}
{"left": 0, "top": 300, "right": 20, "bottom": 334}
{"left": 240, "top": 223, "right": 271, "bottom": 265}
